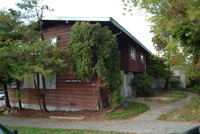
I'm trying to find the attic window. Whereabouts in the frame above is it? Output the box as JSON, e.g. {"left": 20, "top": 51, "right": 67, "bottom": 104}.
{"left": 141, "top": 53, "right": 144, "bottom": 64}
{"left": 130, "top": 47, "right": 136, "bottom": 60}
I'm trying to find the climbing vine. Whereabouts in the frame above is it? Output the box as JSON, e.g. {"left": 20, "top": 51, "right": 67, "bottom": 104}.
{"left": 68, "top": 22, "right": 122, "bottom": 107}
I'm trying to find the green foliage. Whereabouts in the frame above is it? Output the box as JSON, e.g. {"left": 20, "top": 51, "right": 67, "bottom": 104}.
{"left": 0, "top": 3, "right": 67, "bottom": 111}
{"left": 132, "top": 74, "right": 154, "bottom": 97}
{"left": 158, "top": 97, "right": 200, "bottom": 123}
{"left": 69, "top": 22, "right": 122, "bottom": 106}
{"left": 17, "top": 0, "right": 54, "bottom": 21}
{"left": 184, "top": 86, "right": 200, "bottom": 94}
{"left": 12, "top": 90, "right": 29, "bottom": 102}
{"left": 158, "top": 109, "right": 179, "bottom": 120}
{"left": 123, "top": 0, "right": 200, "bottom": 58}
{"left": 106, "top": 102, "right": 150, "bottom": 120}
{"left": 167, "top": 91, "right": 188, "bottom": 102}
{"left": 147, "top": 55, "right": 173, "bottom": 79}
{"left": 179, "top": 97, "right": 200, "bottom": 122}
{"left": 169, "top": 79, "right": 180, "bottom": 88}
{"left": 7, "top": 126, "right": 128, "bottom": 134}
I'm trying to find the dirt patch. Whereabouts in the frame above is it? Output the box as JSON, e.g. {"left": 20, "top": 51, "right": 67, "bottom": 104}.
{"left": 0, "top": 106, "right": 110, "bottom": 121}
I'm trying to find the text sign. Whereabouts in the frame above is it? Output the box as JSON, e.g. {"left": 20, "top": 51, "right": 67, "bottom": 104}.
{"left": 66, "top": 79, "right": 82, "bottom": 83}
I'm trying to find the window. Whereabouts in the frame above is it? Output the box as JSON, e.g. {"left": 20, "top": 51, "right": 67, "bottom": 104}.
{"left": 130, "top": 47, "right": 136, "bottom": 60}
{"left": 141, "top": 53, "right": 144, "bottom": 64}
{"left": 50, "top": 37, "right": 57, "bottom": 46}
{"left": 8, "top": 81, "right": 24, "bottom": 88}
{"left": 44, "top": 73, "right": 56, "bottom": 89}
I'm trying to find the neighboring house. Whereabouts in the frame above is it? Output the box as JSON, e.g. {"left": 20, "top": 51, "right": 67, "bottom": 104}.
{"left": 8, "top": 17, "right": 151, "bottom": 111}
{"left": 151, "top": 68, "right": 186, "bottom": 89}
{"left": 171, "top": 69, "right": 186, "bottom": 88}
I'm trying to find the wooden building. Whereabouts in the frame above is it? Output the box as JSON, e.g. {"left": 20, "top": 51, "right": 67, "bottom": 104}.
{"left": 9, "top": 17, "right": 151, "bottom": 111}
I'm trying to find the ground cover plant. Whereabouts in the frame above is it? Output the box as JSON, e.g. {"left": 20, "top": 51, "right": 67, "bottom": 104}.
{"left": 105, "top": 102, "right": 150, "bottom": 120}
{"left": 158, "top": 97, "right": 200, "bottom": 123}
{"left": 143, "top": 90, "right": 188, "bottom": 104}
{"left": 7, "top": 126, "right": 129, "bottom": 134}
{"left": 0, "top": 102, "right": 150, "bottom": 121}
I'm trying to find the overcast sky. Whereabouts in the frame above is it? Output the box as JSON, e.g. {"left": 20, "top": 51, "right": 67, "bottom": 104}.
{"left": 0, "top": 0, "right": 156, "bottom": 53}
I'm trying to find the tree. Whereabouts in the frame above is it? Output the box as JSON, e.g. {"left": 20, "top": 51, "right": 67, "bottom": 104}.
{"left": 147, "top": 55, "right": 173, "bottom": 89}
{"left": 16, "top": 0, "right": 67, "bottom": 112}
{"left": 0, "top": 0, "right": 67, "bottom": 112}
{"left": 0, "top": 9, "right": 24, "bottom": 109}
{"left": 69, "top": 22, "right": 122, "bottom": 108}
{"left": 123, "top": 0, "right": 200, "bottom": 58}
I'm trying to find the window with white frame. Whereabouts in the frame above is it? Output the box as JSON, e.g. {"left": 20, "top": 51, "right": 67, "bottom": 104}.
{"left": 44, "top": 73, "right": 56, "bottom": 89}
{"left": 141, "top": 53, "right": 144, "bottom": 64}
{"left": 130, "top": 47, "right": 136, "bottom": 60}
{"left": 50, "top": 37, "right": 57, "bottom": 46}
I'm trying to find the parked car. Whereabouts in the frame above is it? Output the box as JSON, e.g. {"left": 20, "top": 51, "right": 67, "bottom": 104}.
{"left": 0, "top": 123, "right": 18, "bottom": 134}
{"left": 181, "top": 126, "right": 200, "bottom": 134}
{"left": 0, "top": 91, "right": 4, "bottom": 100}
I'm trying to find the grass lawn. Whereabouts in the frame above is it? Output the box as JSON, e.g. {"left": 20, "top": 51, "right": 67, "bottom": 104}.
{"left": 158, "top": 97, "right": 200, "bottom": 123}
{"left": 143, "top": 90, "right": 188, "bottom": 104}
{"left": 105, "top": 102, "right": 150, "bottom": 120}
{"left": 7, "top": 126, "right": 129, "bottom": 134}
{"left": 166, "top": 91, "right": 188, "bottom": 103}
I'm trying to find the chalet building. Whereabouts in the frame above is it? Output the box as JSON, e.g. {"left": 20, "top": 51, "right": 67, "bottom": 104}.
{"left": 9, "top": 17, "right": 151, "bottom": 111}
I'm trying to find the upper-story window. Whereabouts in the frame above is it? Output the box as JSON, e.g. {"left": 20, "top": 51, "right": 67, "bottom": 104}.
{"left": 130, "top": 47, "right": 136, "bottom": 60}
{"left": 50, "top": 37, "right": 57, "bottom": 46}
{"left": 141, "top": 53, "right": 145, "bottom": 64}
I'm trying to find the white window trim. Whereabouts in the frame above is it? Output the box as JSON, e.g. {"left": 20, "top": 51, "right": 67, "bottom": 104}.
{"left": 50, "top": 37, "right": 57, "bottom": 46}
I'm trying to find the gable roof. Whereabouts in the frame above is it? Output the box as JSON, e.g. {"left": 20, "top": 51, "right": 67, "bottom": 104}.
{"left": 43, "top": 17, "right": 151, "bottom": 54}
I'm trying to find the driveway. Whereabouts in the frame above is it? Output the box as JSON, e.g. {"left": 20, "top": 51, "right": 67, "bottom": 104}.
{"left": 0, "top": 92, "right": 199, "bottom": 134}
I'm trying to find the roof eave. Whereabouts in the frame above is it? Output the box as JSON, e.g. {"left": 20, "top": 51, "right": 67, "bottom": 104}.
{"left": 110, "top": 18, "right": 151, "bottom": 54}
{"left": 43, "top": 16, "right": 152, "bottom": 54}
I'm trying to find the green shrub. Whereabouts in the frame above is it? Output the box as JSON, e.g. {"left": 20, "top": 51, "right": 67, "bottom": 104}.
{"left": 186, "top": 80, "right": 192, "bottom": 88}
{"left": 132, "top": 74, "right": 154, "bottom": 97}
{"left": 169, "top": 79, "right": 180, "bottom": 88}
{"left": 185, "top": 86, "right": 200, "bottom": 94}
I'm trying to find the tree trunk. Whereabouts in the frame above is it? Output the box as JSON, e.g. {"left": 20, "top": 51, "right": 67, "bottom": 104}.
{"left": 164, "top": 78, "right": 169, "bottom": 90}
{"left": 41, "top": 75, "right": 47, "bottom": 112}
{"left": 16, "top": 80, "right": 22, "bottom": 110}
{"left": 41, "top": 93, "right": 47, "bottom": 112}
{"left": 3, "top": 84, "right": 11, "bottom": 108}
{"left": 34, "top": 74, "right": 42, "bottom": 110}
{"left": 98, "top": 88, "right": 109, "bottom": 109}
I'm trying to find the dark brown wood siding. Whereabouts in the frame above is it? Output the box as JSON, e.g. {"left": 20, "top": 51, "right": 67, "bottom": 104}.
{"left": 8, "top": 23, "right": 99, "bottom": 110}
{"left": 9, "top": 82, "right": 99, "bottom": 110}
{"left": 119, "top": 39, "right": 129, "bottom": 73}
{"left": 43, "top": 23, "right": 71, "bottom": 49}
{"left": 119, "top": 41, "right": 146, "bottom": 73}
{"left": 128, "top": 43, "right": 146, "bottom": 73}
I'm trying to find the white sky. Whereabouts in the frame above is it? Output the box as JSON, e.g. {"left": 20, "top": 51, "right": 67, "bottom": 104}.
{"left": 0, "top": 0, "right": 156, "bottom": 53}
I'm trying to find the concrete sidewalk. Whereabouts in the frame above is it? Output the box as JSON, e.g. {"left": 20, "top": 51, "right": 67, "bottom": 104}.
{"left": 0, "top": 92, "right": 199, "bottom": 134}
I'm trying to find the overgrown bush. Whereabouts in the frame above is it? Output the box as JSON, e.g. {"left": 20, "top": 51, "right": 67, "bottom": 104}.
{"left": 68, "top": 22, "right": 122, "bottom": 108}
{"left": 185, "top": 86, "right": 200, "bottom": 94}
{"left": 169, "top": 79, "right": 180, "bottom": 88}
{"left": 132, "top": 74, "right": 154, "bottom": 97}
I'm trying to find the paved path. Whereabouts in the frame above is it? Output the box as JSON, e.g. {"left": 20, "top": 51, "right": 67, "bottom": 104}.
{"left": 0, "top": 92, "right": 199, "bottom": 134}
